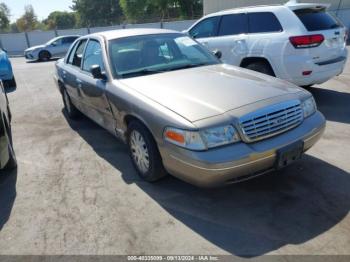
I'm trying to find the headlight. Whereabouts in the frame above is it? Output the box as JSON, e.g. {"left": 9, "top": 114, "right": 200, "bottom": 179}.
{"left": 164, "top": 125, "right": 240, "bottom": 151}
{"left": 302, "top": 97, "right": 317, "bottom": 118}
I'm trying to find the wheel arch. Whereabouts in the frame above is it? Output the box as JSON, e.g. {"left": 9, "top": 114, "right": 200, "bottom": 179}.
{"left": 240, "top": 56, "right": 276, "bottom": 76}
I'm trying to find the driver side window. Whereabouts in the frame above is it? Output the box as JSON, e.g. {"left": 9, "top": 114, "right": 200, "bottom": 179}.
{"left": 189, "top": 16, "right": 220, "bottom": 39}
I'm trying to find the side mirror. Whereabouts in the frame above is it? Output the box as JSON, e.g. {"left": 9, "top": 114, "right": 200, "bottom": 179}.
{"left": 51, "top": 42, "right": 57, "bottom": 46}
{"left": 213, "top": 50, "right": 222, "bottom": 59}
{"left": 90, "top": 65, "right": 107, "bottom": 80}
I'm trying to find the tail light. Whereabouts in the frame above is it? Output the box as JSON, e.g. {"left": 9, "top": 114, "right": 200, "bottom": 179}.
{"left": 289, "top": 34, "right": 325, "bottom": 49}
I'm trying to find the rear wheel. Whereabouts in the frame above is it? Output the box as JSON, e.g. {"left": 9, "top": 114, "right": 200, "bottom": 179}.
{"left": 127, "top": 121, "right": 167, "bottom": 182}
{"left": 3, "top": 120, "right": 17, "bottom": 170}
{"left": 62, "top": 89, "right": 80, "bottom": 119}
{"left": 244, "top": 61, "right": 275, "bottom": 77}
{"left": 38, "top": 50, "right": 51, "bottom": 61}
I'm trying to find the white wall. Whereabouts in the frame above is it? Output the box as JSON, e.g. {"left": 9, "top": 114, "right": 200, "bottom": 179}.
{"left": 0, "top": 20, "right": 197, "bottom": 55}
{"left": 27, "top": 31, "right": 56, "bottom": 47}
{"left": 0, "top": 33, "right": 27, "bottom": 55}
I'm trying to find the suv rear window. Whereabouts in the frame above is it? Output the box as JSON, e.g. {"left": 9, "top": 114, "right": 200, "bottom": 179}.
{"left": 248, "top": 12, "right": 283, "bottom": 33}
{"left": 294, "top": 9, "right": 341, "bottom": 31}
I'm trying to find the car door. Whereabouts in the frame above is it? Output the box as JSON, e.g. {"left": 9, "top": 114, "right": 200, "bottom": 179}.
{"left": 61, "top": 37, "right": 79, "bottom": 57}
{"left": 62, "top": 39, "right": 88, "bottom": 103}
{"left": 209, "top": 13, "right": 249, "bottom": 66}
{"left": 49, "top": 38, "right": 66, "bottom": 57}
{"left": 78, "top": 38, "right": 114, "bottom": 132}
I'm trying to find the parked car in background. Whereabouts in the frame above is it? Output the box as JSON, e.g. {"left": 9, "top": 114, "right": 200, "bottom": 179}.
{"left": 0, "top": 80, "right": 16, "bottom": 170}
{"left": 54, "top": 29, "right": 326, "bottom": 187}
{"left": 185, "top": 1, "right": 348, "bottom": 87}
{"left": 0, "top": 48, "right": 16, "bottom": 89}
{"left": 24, "top": 35, "right": 80, "bottom": 61}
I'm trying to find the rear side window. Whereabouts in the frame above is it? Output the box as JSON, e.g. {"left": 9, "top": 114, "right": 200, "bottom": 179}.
{"left": 218, "top": 14, "right": 248, "bottom": 36}
{"left": 189, "top": 16, "right": 220, "bottom": 39}
{"left": 68, "top": 39, "right": 87, "bottom": 68}
{"left": 63, "top": 37, "right": 78, "bottom": 44}
{"left": 294, "top": 9, "right": 341, "bottom": 31}
{"left": 248, "top": 12, "right": 283, "bottom": 33}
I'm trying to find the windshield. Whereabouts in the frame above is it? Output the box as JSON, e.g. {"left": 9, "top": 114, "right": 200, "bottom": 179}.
{"left": 109, "top": 33, "right": 219, "bottom": 79}
{"left": 46, "top": 37, "right": 61, "bottom": 45}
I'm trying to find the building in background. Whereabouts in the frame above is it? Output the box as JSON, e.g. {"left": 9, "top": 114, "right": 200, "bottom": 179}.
{"left": 203, "top": 0, "right": 350, "bottom": 28}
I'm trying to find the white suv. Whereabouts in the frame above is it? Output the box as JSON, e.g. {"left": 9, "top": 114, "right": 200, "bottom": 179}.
{"left": 185, "top": 1, "right": 348, "bottom": 87}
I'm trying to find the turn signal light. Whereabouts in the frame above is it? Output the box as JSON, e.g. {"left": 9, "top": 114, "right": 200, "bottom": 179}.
{"left": 165, "top": 130, "right": 185, "bottom": 144}
{"left": 289, "top": 34, "right": 324, "bottom": 49}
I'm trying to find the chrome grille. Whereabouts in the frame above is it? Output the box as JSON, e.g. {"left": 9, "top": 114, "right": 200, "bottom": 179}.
{"left": 239, "top": 100, "right": 303, "bottom": 142}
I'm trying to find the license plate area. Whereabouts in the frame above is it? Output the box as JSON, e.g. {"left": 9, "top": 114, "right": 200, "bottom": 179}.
{"left": 276, "top": 141, "right": 304, "bottom": 170}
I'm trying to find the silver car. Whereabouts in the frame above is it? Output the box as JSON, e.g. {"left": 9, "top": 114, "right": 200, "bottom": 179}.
{"left": 54, "top": 29, "right": 326, "bottom": 187}
{"left": 25, "top": 35, "right": 80, "bottom": 61}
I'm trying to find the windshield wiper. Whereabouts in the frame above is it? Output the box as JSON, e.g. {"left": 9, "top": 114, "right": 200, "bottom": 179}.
{"left": 120, "top": 68, "right": 166, "bottom": 78}
{"left": 168, "top": 63, "right": 209, "bottom": 72}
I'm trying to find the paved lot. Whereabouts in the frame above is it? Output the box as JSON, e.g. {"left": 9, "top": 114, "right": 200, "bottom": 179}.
{"left": 0, "top": 54, "right": 350, "bottom": 257}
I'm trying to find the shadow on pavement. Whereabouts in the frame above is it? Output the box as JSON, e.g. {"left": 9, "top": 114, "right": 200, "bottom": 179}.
{"left": 0, "top": 168, "right": 17, "bottom": 231}
{"left": 309, "top": 86, "right": 350, "bottom": 124}
{"left": 64, "top": 111, "right": 350, "bottom": 257}
{"left": 26, "top": 58, "right": 60, "bottom": 64}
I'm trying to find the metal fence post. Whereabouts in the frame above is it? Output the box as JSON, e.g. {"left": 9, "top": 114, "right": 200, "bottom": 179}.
{"left": 24, "top": 32, "right": 30, "bottom": 48}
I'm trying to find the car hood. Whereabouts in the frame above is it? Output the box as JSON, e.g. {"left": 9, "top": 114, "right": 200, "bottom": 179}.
{"left": 119, "top": 64, "right": 304, "bottom": 122}
{"left": 25, "top": 45, "right": 45, "bottom": 52}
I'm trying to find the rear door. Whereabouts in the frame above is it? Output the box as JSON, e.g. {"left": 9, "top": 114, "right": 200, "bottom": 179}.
{"left": 78, "top": 39, "right": 114, "bottom": 131}
{"left": 292, "top": 7, "right": 347, "bottom": 64}
{"left": 208, "top": 13, "right": 249, "bottom": 65}
{"left": 63, "top": 39, "right": 88, "bottom": 101}
{"left": 61, "top": 36, "right": 79, "bottom": 56}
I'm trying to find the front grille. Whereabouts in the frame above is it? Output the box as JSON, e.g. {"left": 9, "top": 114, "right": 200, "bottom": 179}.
{"left": 239, "top": 100, "right": 303, "bottom": 142}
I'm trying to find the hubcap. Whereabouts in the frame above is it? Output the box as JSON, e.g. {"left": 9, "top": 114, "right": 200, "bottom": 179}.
{"left": 64, "top": 91, "right": 71, "bottom": 113}
{"left": 130, "top": 130, "right": 150, "bottom": 174}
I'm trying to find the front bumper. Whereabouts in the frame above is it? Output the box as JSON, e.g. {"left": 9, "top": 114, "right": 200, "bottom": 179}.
{"left": 160, "top": 111, "right": 326, "bottom": 187}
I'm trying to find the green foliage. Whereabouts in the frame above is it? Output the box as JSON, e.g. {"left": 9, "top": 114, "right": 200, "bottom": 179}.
{"left": 71, "top": 0, "right": 123, "bottom": 27}
{"left": 0, "top": 2, "right": 10, "bottom": 31}
{"left": 43, "top": 11, "right": 77, "bottom": 30}
{"left": 16, "top": 5, "right": 38, "bottom": 32}
{"left": 120, "top": 0, "right": 202, "bottom": 22}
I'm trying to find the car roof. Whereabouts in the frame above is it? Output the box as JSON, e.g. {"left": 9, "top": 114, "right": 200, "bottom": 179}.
{"left": 90, "top": 28, "right": 181, "bottom": 41}
{"left": 204, "top": 2, "right": 329, "bottom": 17}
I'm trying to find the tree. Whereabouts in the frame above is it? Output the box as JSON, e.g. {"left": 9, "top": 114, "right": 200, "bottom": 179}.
{"left": 119, "top": 0, "right": 149, "bottom": 22}
{"left": 16, "top": 5, "right": 38, "bottom": 32}
{"left": 43, "top": 11, "right": 77, "bottom": 30}
{"left": 0, "top": 2, "right": 10, "bottom": 31}
{"left": 177, "top": 0, "right": 202, "bottom": 19}
{"left": 71, "top": 0, "right": 122, "bottom": 27}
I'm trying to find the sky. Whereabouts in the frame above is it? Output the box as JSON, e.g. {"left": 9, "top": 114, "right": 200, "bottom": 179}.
{"left": 2, "top": 0, "right": 73, "bottom": 22}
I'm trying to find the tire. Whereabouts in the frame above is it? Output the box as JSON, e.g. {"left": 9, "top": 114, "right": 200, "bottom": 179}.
{"left": 127, "top": 121, "right": 167, "bottom": 182}
{"left": 62, "top": 88, "right": 80, "bottom": 119}
{"left": 9, "top": 77, "right": 16, "bottom": 88}
{"left": 38, "top": 50, "right": 51, "bottom": 61}
{"left": 245, "top": 61, "right": 275, "bottom": 77}
{"left": 3, "top": 121, "right": 17, "bottom": 170}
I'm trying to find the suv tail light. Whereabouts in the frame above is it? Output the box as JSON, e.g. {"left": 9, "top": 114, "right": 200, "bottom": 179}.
{"left": 289, "top": 34, "right": 325, "bottom": 49}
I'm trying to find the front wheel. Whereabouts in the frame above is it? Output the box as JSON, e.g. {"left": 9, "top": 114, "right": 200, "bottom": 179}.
{"left": 38, "top": 50, "right": 51, "bottom": 61}
{"left": 127, "top": 121, "right": 167, "bottom": 182}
